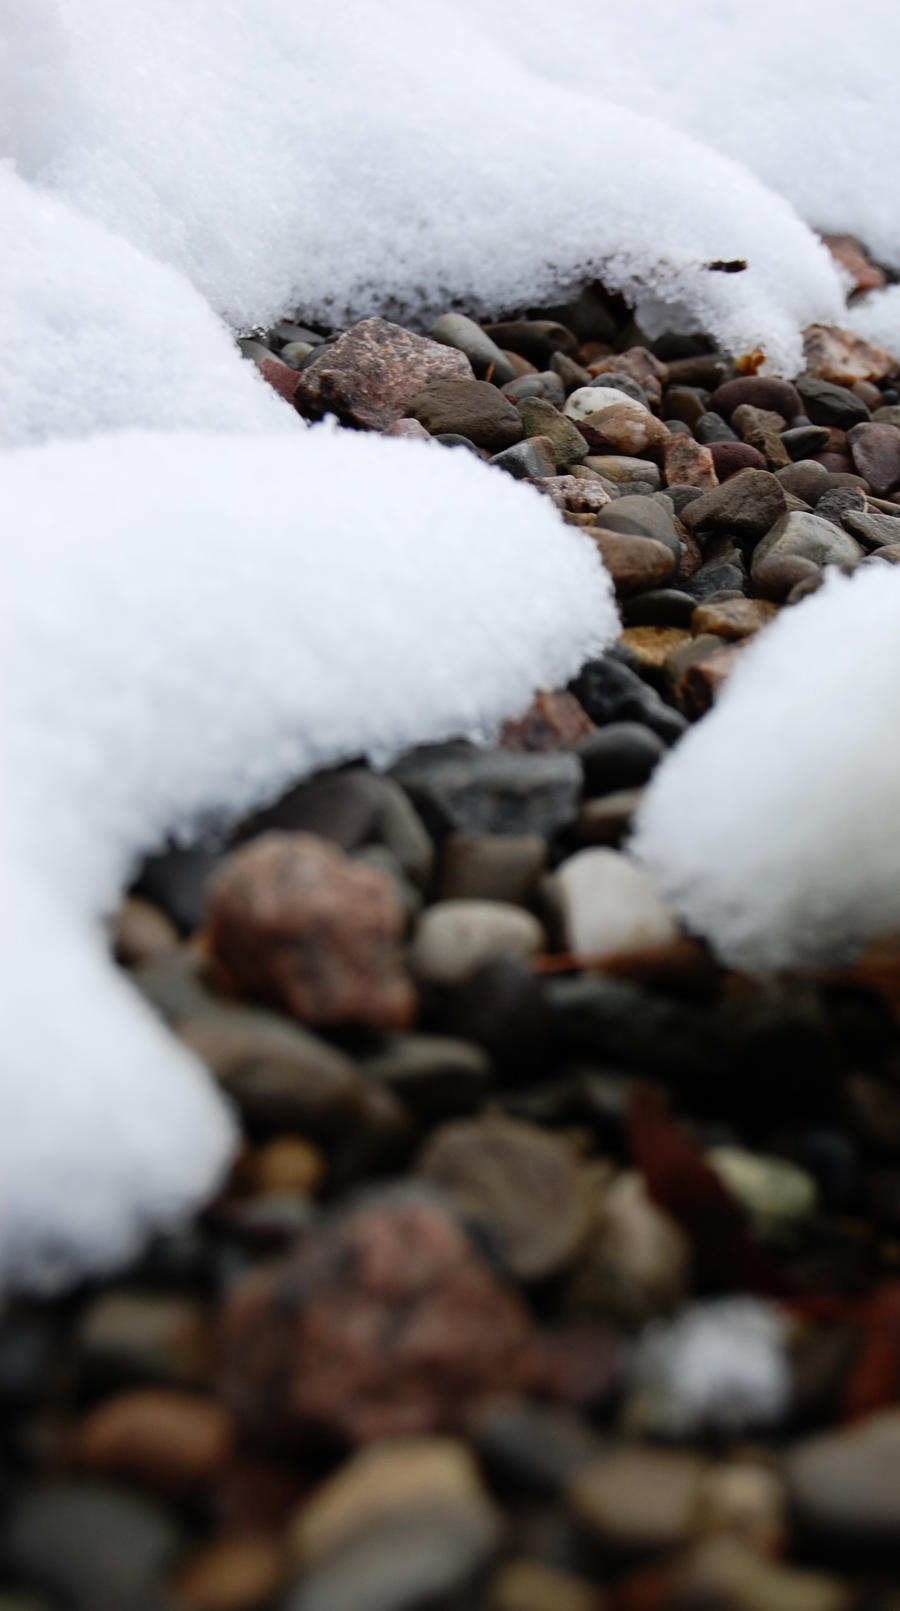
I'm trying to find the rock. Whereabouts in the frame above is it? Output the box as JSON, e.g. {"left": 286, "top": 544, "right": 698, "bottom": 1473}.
{"left": 786, "top": 1409, "right": 900, "bottom": 1553}
{"left": 570, "top": 656, "right": 688, "bottom": 744}
{"left": 77, "top": 1291, "right": 212, "bottom": 1393}
{"left": 134, "top": 843, "right": 221, "bottom": 936}
{"left": 516, "top": 396, "right": 590, "bottom": 469}
{"left": 709, "top": 376, "right": 803, "bottom": 421}
{"left": 391, "top": 745, "right": 583, "bottom": 839}
{"left": 74, "top": 1388, "right": 234, "bottom": 1492}
{"left": 489, "top": 437, "right": 556, "bottom": 478}
{"left": 752, "top": 512, "right": 863, "bottom": 597}
{"left": 709, "top": 441, "right": 768, "bottom": 479}
{"left": 279, "top": 340, "right": 316, "bottom": 368}
{"left": 567, "top": 1169, "right": 690, "bottom": 1325}
{"left": 681, "top": 468, "right": 786, "bottom": 543}
{"left": 410, "top": 899, "right": 544, "bottom": 986}
{"left": 573, "top": 401, "right": 669, "bottom": 456}
{"left": 590, "top": 532, "right": 675, "bottom": 595}
{"left": 596, "top": 495, "right": 681, "bottom": 559}
{"left": 874, "top": 404, "right": 900, "bottom": 428}
{"left": 501, "top": 689, "right": 596, "bottom": 753}
{"left": 589, "top": 347, "right": 667, "bottom": 406}
{"left": 564, "top": 384, "right": 641, "bottom": 419}
{"left": 293, "top": 318, "right": 471, "bottom": 429}
{"left": 870, "top": 542, "right": 900, "bottom": 564}
{"left": 576, "top": 722, "right": 666, "bottom": 794}
{"left": 483, "top": 319, "right": 578, "bottom": 366}
{"left": 781, "top": 425, "right": 832, "bottom": 462}
{"left": 554, "top": 848, "right": 678, "bottom": 961}
{"left": 692, "top": 1462, "right": 788, "bottom": 1555}
{"left": 707, "top": 1148, "right": 817, "bottom": 1235}
{"left": 663, "top": 433, "right": 717, "bottom": 487}
{"left": 434, "top": 432, "right": 484, "bottom": 454}
{"left": 696, "top": 412, "right": 740, "bottom": 445}
{"left": 404, "top": 378, "right": 524, "bottom": 450}
{"left": 429, "top": 313, "right": 517, "bottom": 383}
{"left": 691, "top": 597, "right": 778, "bottom": 640}
{"left": 417, "top": 1113, "right": 592, "bottom": 1280}
{"left": 821, "top": 233, "right": 887, "bottom": 292}
{"left": 255, "top": 355, "right": 301, "bottom": 404}
{"left": 219, "top": 1188, "right": 543, "bottom": 1444}
{"left": 550, "top": 350, "right": 592, "bottom": 390}
{"left": 361, "top": 1033, "right": 491, "bottom": 1118}
{"left": 653, "top": 1536, "right": 847, "bottom": 1611}
{"left": 629, "top": 1298, "right": 790, "bottom": 1438}
{"left": 730, "top": 405, "right": 791, "bottom": 469}
{"left": 846, "top": 421, "right": 900, "bottom": 495}
{"left": 567, "top": 1445, "right": 708, "bottom": 1552}
{"left": 776, "top": 458, "right": 830, "bottom": 501}
{"left": 576, "top": 788, "right": 644, "bottom": 846}
{"left": 533, "top": 473, "right": 612, "bottom": 515}
{"left": 440, "top": 832, "right": 546, "bottom": 905}
{"left": 684, "top": 563, "right": 746, "bottom": 601}
{"left": 583, "top": 454, "right": 661, "bottom": 488}
{"left": 113, "top": 896, "right": 179, "bottom": 969}
{"left": 3, "top": 1482, "right": 182, "bottom": 1611}
{"left": 795, "top": 375, "right": 871, "bottom": 429}
{"left": 488, "top": 1560, "right": 600, "bottom": 1611}
{"left": 243, "top": 1135, "right": 325, "bottom": 1196}
{"left": 802, "top": 323, "right": 897, "bottom": 387}
{"left": 667, "top": 637, "right": 745, "bottom": 716}
{"left": 587, "top": 370, "right": 650, "bottom": 408}
{"left": 663, "top": 386, "right": 708, "bottom": 428}
{"left": 814, "top": 486, "right": 865, "bottom": 527}
{"left": 620, "top": 625, "right": 691, "bottom": 679}
{"left": 380, "top": 416, "right": 430, "bottom": 440}
{"left": 205, "top": 832, "right": 415, "bottom": 1031}
{"left": 843, "top": 507, "right": 900, "bottom": 549}
{"left": 621, "top": 588, "right": 698, "bottom": 627}
{"left": 170, "top": 1536, "right": 286, "bottom": 1611}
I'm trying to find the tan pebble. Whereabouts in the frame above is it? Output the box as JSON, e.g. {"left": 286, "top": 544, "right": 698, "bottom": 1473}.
{"left": 567, "top": 1445, "right": 709, "bottom": 1549}
{"left": 591, "top": 532, "right": 675, "bottom": 595}
{"left": 620, "top": 625, "right": 691, "bottom": 676}
{"left": 245, "top": 1136, "right": 325, "bottom": 1197}
{"left": 691, "top": 598, "right": 778, "bottom": 640}
{"left": 489, "top": 1557, "right": 603, "bottom": 1611}
{"left": 113, "top": 896, "right": 180, "bottom": 968}
{"left": 171, "top": 1535, "right": 286, "bottom": 1611}
{"left": 75, "top": 1388, "right": 235, "bottom": 1490}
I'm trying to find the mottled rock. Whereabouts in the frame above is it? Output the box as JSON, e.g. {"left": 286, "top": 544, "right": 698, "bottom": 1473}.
{"left": 294, "top": 318, "right": 471, "bottom": 429}
{"left": 709, "top": 377, "right": 803, "bottom": 421}
{"left": 501, "top": 689, "right": 596, "bottom": 753}
{"left": 534, "top": 473, "right": 611, "bottom": 515}
{"left": 219, "top": 1189, "right": 543, "bottom": 1444}
{"left": 591, "top": 532, "right": 675, "bottom": 595}
{"left": 691, "top": 597, "right": 778, "bottom": 640}
{"left": 803, "top": 323, "right": 897, "bottom": 387}
{"left": 206, "top": 832, "right": 414, "bottom": 1031}
{"left": 574, "top": 401, "right": 669, "bottom": 456}
{"left": 846, "top": 421, "right": 900, "bottom": 495}
{"left": 410, "top": 899, "right": 545, "bottom": 986}
{"left": 405, "top": 378, "right": 524, "bottom": 450}
{"left": 517, "top": 396, "right": 589, "bottom": 470}
{"left": 663, "top": 433, "right": 717, "bottom": 487}
{"left": 75, "top": 1389, "right": 234, "bottom": 1492}
{"left": 681, "top": 469, "right": 786, "bottom": 542}
{"left": 429, "top": 313, "right": 517, "bottom": 383}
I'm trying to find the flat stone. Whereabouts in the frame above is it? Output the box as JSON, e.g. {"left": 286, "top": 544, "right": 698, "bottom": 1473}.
{"left": 405, "top": 378, "right": 524, "bottom": 450}
{"left": 500, "top": 688, "right": 596, "bottom": 752}
{"left": 576, "top": 722, "right": 666, "bottom": 793}
{"left": 489, "top": 436, "right": 555, "bottom": 478}
{"left": 205, "top": 832, "right": 415, "bottom": 1031}
{"left": 776, "top": 458, "right": 830, "bottom": 501}
{"left": 620, "top": 624, "right": 691, "bottom": 677}
{"left": 417, "top": 1113, "right": 592, "bottom": 1280}
{"left": 293, "top": 318, "right": 471, "bottom": 429}
{"left": 786, "top": 1409, "right": 900, "bottom": 1552}
{"left": 622, "top": 586, "right": 698, "bottom": 626}
{"left": 591, "top": 531, "right": 675, "bottom": 595}
{"left": 846, "top": 421, "right": 900, "bottom": 495}
{"left": 391, "top": 745, "right": 583, "bottom": 839}
{"left": 361, "top": 1034, "right": 491, "bottom": 1118}
{"left": 709, "top": 376, "right": 803, "bottom": 421}
{"left": 554, "top": 847, "right": 678, "bottom": 960}
{"left": 74, "top": 1388, "right": 235, "bottom": 1492}
{"left": 663, "top": 433, "right": 717, "bottom": 487}
{"left": 843, "top": 507, "right": 900, "bottom": 549}
{"left": 802, "top": 323, "right": 897, "bottom": 387}
{"left": 533, "top": 473, "right": 611, "bottom": 515}
{"left": 570, "top": 656, "right": 688, "bottom": 744}
{"left": 681, "top": 468, "right": 786, "bottom": 541}
{"left": 795, "top": 374, "right": 871, "bottom": 429}
{"left": 410, "top": 899, "right": 545, "bottom": 986}
{"left": 567, "top": 1446, "right": 708, "bottom": 1552}
{"left": 691, "top": 597, "right": 778, "bottom": 639}
{"left": 429, "top": 313, "right": 517, "bottom": 383}
{"left": 583, "top": 453, "right": 661, "bottom": 487}
{"left": 596, "top": 494, "right": 681, "bottom": 558}
{"left": 752, "top": 512, "right": 863, "bottom": 597}
{"left": 781, "top": 425, "right": 832, "bottom": 462}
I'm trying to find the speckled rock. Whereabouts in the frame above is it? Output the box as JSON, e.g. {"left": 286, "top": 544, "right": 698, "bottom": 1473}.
{"left": 294, "top": 318, "right": 472, "bottom": 429}
{"left": 663, "top": 434, "right": 717, "bottom": 488}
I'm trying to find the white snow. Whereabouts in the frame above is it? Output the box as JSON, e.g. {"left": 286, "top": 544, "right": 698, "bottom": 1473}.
{"left": 0, "top": 426, "right": 614, "bottom": 1289}
{"left": 632, "top": 1297, "right": 791, "bottom": 1437}
{"left": 633, "top": 567, "right": 900, "bottom": 970}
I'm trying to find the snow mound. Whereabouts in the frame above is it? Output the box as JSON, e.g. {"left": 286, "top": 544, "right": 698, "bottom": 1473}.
{"left": 633, "top": 568, "right": 900, "bottom": 970}
{"left": 0, "top": 425, "right": 615, "bottom": 1289}
{"left": 0, "top": 165, "right": 289, "bottom": 448}
{"left": 0, "top": 0, "right": 846, "bottom": 373}
{"left": 845, "top": 286, "right": 900, "bottom": 358}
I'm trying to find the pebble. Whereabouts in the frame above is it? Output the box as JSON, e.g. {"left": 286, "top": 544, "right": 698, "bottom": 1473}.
{"left": 134, "top": 843, "right": 221, "bottom": 936}
{"left": 587, "top": 369, "right": 649, "bottom": 408}
{"left": 795, "top": 374, "right": 871, "bottom": 429}
{"left": 554, "top": 848, "right": 678, "bottom": 961}
{"left": 821, "top": 234, "right": 887, "bottom": 293}
{"left": 620, "top": 624, "right": 692, "bottom": 679}
{"left": 663, "top": 433, "right": 717, "bottom": 487}
{"left": 709, "top": 376, "right": 803, "bottom": 421}
{"left": 622, "top": 586, "right": 698, "bottom": 626}
{"left": 577, "top": 721, "right": 666, "bottom": 793}
{"left": 440, "top": 831, "right": 546, "bottom": 904}
{"left": 3, "top": 1481, "right": 183, "bottom": 1611}
{"left": 516, "top": 395, "right": 589, "bottom": 468}
{"left": 802, "top": 322, "right": 897, "bottom": 387}
{"left": 663, "top": 385, "right": 708, "bottom": 428}
{"left": 567, "top": 1445, "right": 709, "bottom": 1552}
{"left": 691, "top": 597, "right": 778, "bottom": 639}
{"left": 380, "top": 416, "right": 430, "bottom": 439}
{"left": 282, "top": 1502, "right": 499, "bottom": 1611}
{"left": 574, "top": 400, "right": 669, "bottom": 456}
{"left": 417, "top": 1113, "right": 592, "bottom": 1280}
{"left": 205, "top": 831, "right": 415, "bottom": 1031}
{"left": 404, "top": 378, "right": 524, "bottom": 450}
{"left": 684, "top": 559, "right": 747, "bottom": 600}
{"left": 429, "top": 312, "right": 517, "bottom": 383}
{"left": 583, "top": 453, "right": 661, "bottom": 488}
{"left": 590, "top": 531, "right": 676, "bottom": 595}
{"left": 409, "top": 899, "right": 545, "bottom": 986}
{"left": 596, "top": 494, "right": 681, "bottom": 559}
{"left": 567, "top": 1169, "right": 690, "bottom": 1325}
{"left": 846, "top": 421, "right": 900, "bottom": 495}
{"left": 361, "top": 1033, "right": 491, "bottom": 1118}
{"left": 170, "top": 1536, "right": 286, "bottom": 1611}
{"left": 681, "top": 468, "right": 786, "bottom": 542}
{"left": 293, "top": 317, "right": 472, "bottom": 429}
{"left": 243, "top": 1135, "right": 325, "bottom": 1196}
{"left": 489, "top": 436, "right": 556, "bottom": 477}
{"left": 488, "top": 1559, "right": 599, "bottom": 1611}
{"left": 77, "top": 1290, "right": 212, "bottom": 1393}
{"left": 709, "top": 441, "right": 768, "bottom": 479}
{"left": 550, "top": 350, "right": 592, "bottom": 390}
{"left": 786, "top": 1408, "right": 900, "bottom": 1553}
{"left": 696, "top": 411, "right": 740, "bottom": 444}
{"left": 652, "top": 1535, "right": 847, "bottom": 1611}
{"left": 752, "top": 512, "right": 863, "bottom": 597}
{"left": 843, "top": 507, "right": 900, "bottom": 549}
{"left": 576, "top": 787, "right": 644, "bottom": 846}
{"left": 571, "top": 656, "right": 688, "bottom": 744}
{"left": 391, "top": 745, "right": 583, "bottom": 839}
{"left": 666, "top": 637, "right": 744, "bottom": 716}
{"left": 776, "top": 457, "right": 830, "bottom": 501}
{"left": 781, "top": 424, "right": 832, "bottom": 461}
{"left": 218, "top": 1188, "right": 542, "bottom": 1444}
{"left": 814, "top": 486, "right": 865, "bottom": 528}
{"left": 74, "top": 1388, "right": 235, "bottom": 1492}
{"left": 706, "top": 1146, "right": 817, "bottom": 1235}
{"left": 589, "top": 346, "right": 667, "bottom": 406}
{"left": 500, "top": 688, "right": 596, "bottom": 752}
{"left": 533, "top": 473, "right": 612, "bottom": 515}
{"left": 483, "top": 319, "right": 578, "bottom": 366}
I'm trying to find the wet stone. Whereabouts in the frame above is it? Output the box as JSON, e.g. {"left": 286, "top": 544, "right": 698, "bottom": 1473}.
{"left": 405, "top": 378, "right": 524, "bottom": 451}
{"left": 294, "top": 317, "right": 472, "bottom": 429}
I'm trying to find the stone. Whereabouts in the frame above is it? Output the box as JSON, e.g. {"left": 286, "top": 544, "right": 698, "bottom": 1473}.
{"left": 874, "top": 404, "right": 900, "bottom": 428}
{"left": 219, "top": 1188, "right": 543, "bottom": 1445}
{"left": 3, "top": 1482, "right": 182, "bottom": 1611}
{"left": 786, "top": 1409, "right": 900, "bottom": 1552}
{"left": 501, "top": 689, "right": 596, "bottom": 752}
{"left": 112, "top": 896, "right": 179, "bottom": 969}
{"left": 731, "top": 407, "right": 791, "bottom": 469}
{"left": 752, "top": 512, "right": 863, "bottom": 597}
{"left": 170, "top": 1536, "right": 286, "bottom": 1611}
{"left": 707, "top": 1148, "right": 817, "bottom": 1236}
{"left": 488, "top": 1560, "right": 599, "bottom": 1611}
{"left": 205, "top": 832, "right": 415, "bottom": 1031}
{"left": 75, "top": 1388, "right": 235, "bottom": 1492}
{"left": 709, "top": 441, "right": 768, "bottom": 479}
{"left": 590, "top": 532, "right": 675, "bottom": 595}
{"left": 483, "top": 319, "right": 578, "bottom": 366}
{"left": 589, "top": 346, "right": 667, "bottom": 406}
{"left": 776, "top": 458, "right": 830, "bottom": 501}
{"left": 781, "top": 425, "right": 832, "bottom": 461}
{"left": 489, "top": 437, "right": 556, "bottom": 478}
{"left": 429, "top": 312, "right": 517, "bottom": 383}
{"left": 550, "top": 350, "right": 592, "bottom": 390}
{"left": 404, "top": 378, "right": 523, "bottom": 450}
{"left": 684, "top": 562, "right": 746, "bottom": 600}
{"left": 802, "top": 323, "right": 897, "bottom": 387}
{"left": 577, "top": 722, "right": 666, "bottom": 794}
{"left": 814, "top": 486, "right": 865, "bottom": 527}
{"left": 709, "top": 376, "right": 803, "bottom": 421}
{"left": 657, "top": 1536, "right": 847, "bottom": 1611}
{"left": 77, "top": 1291, "right": 212, "bottom": 1393}
{"left": 417, "top": 1113, "right": 591, "bottom": 1280}
{"left": 564, "top": 383, "right": 641, "bottom": 419}
{"left": 587, "top": 370, "right": 650, "bottom": 408}
{"left": 380, "top": 416, "right": 430, "bottom": 440}
{"left": 573, "top": 401, "right": 669, "bottom": 456}
{"left": 692, "top": 1462, "right": 787, "bottom": 1555}
{"left": 440, "top": 832, "right": 546, "bottom": 904}
{"left": 667, "top": 638, "right": 745, "bottom": 716}
{"left": 681, "top": 468, "right": 786, "bottom": 542}
{"left": 134, "top": 843, "right": 221, "bottom": 935}
{"left": 821, "top": 234, "right": 887, "bottom": 293}
{"left": 583, "top": 453, "right": 661, "bottom": 487}
{"left": 554, "top": 848, "right": 679, "bottom": 961}
{"left": 663, "top": 385, "right": 708, "bottom": 428}
{"left": 870, "top": 543, "right": 900, "bottom": 564}
{"left": 244, "top": 1135, "right": 325, "bottom": 1196}
{"left": 795, "top": 375, "right": 871, "bottom": 429}
{"left": 567, "top": 1446, "right": 708, "bottom": 1551}
{"left": 621, "top": 587, "right": 698, "bottom": 627}
{"left": 517, "top": 396, "right": 589, "bottom": 469}
{"left": 576, "top": 788, "right": 643, "bottom": 846}
{"left": 392, "top": 745, "right": 582, "bottom": 839}
{"left": 255, "top": 354, "right": 301, "bottom": 403}
{"left": 410, "top": 899, "right": 545, "bottom": 986}
{"left": 570, "top": 657, "right": 688, "bottom": 744}
{"left": 620, "top": 625, "right": 691, "bottom": 678}
{"left": 434, "top": 432, "right": 484, "bottom": 454}
{"left": 361, "top": 1033, "right": 491, "bottom": 1118}
{"left": 843, "top": 507, "right": 900, "bottom": 549}
{"left": 279, "top": 340, "right": 316, "bottom": 368}
{"left": 293, "top": 318, "right": 471, "bottom": 429}
{"left": 596, "top": 495, "right": 681, "bottom": 558}
{"left": 533, "top": 473, "right": 611, "bottom": 515}
{"left": 691, "top": 597, "right": 778, "bottom": 639}
{"left": 696, "top": 412, "right": 739, "bottom": 445}
{"left": 663, "top": 433, "right": 717, "bottom": 487}
{"left": 846, "top": 421, "right": 900, "bottom": 495}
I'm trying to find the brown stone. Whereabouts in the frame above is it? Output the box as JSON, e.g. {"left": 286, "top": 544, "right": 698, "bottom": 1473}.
{"left": 803, "top": 323, "right": 897, "bottom": 387}
{"left": 846, "top": 422, "right": 900, "bottom": 496}
{"left": 243, "top": 1136, "right": 325, "bottom": 1197}
{"left": 293, "top": 318, "right": 472, "bottom": 429}
{"left": 255, "top": 356, "right": 301, "bottom": 405}
{"left": 821, "top": 234, "right": 887, "bottom": 294}
{"left": 75, "top": 1389, "right": 235, "bottom": 1491}
{"left": 620, "top": 625, "right": 691, "bottom": 677}
{"left": 205, "top": 831, "right": 415, "bottom": 1031}
{"left": 489, "top": 1559, "right": 603, "bottom": 1611}
{"left": 576, "top": 403, "right": 669, "bottom": 456}
{"left": 663, "top": 434, "right": 717, "bottom": 488}
{"left": 501, "top": 690, "right": 596, "bottom": 752}
{"left": 708, "top": 377, "right": 803, "bottom": 421}
{"left": 218, "top": 1189, "right": 543, "bottom": 1445}
{"left": 440, "top": 833, "right": 547, "bottom": 905}
{"left": 590, "top": 532, "right": 675, "bottom": 596}
{"left": 417, "top": 1114, "right": 592, "bottom": 1282}
{"left": 171, "top": 1535, "right": 286, "bottom": 1611}
{"left": 576, "top": 789, "right": 644, "bottom": 847}
{"left": 730, "top": 403, "right": 791, "bottom": 469}
{"left": 709, "top": 441, "right": 768, "bottom": 479}
{"left": 534, "top": 474, "right": 611, "bottom": 515}
{"left": 113, "top": 896, "right": 180, "bottom": 969}
{"left": 732, "top": 403, "right": 787, "bottom": 437}
{"left": 681, "top": 468, "right": 786, "bottom": 541}
{"left": 567, "top": 1445, "right": 708, "bottom": 1551}
{"left": 667, "top": 638, "right": 744, "bottom": 718}
{"left": 404, "top": 378, "right": 524, "bottom": 450}
{"left": 566, "top": 1171, "right": 691, "bottom": 1326}
{"left": 691, "top": 598, "right": 778, "bottom": 640}
{"left": 588, "top": 346, "right": 668, "bottom": 406}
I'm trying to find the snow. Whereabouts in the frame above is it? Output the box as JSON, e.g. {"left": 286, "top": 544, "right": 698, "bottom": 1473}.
{"left": 632, "top": 1298, "right": 791, "bottom": 1437}
{"left": 0, "top": 426, "right": 614, "bottom": 1289}
{"left": 633, "top": 567, "right": 900, "bottom": 970}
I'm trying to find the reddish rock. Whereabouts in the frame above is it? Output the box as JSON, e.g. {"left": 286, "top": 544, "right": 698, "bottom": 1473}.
{"left": 846, "top": 422, "right": 900, "bottom": 496}
{"left": 501, "top": 690, "right": 596, "bottom": 752}
{"left": 674, "top": 640, "right": 745, "bottom": 718}
{"left": 803, "top": 323, "right": 897, "bottom": 387}
{"left": 591, "top": 532, "right": 676, "bottom": 596}
{"left": 663, "top": 434, "right": 717, "bottom": 488}
{"left": 219, "top": 1189, "right": 543, "bottom": 1445}
{"left": 812, "top": 452, "right": 853, "bottom": 476}
{"left": 821, "top": 234, "right": 887, "bottom": 293}
{"left": 534, "top": 474, "right": 611, "bottom": 515}
{"left": 206, "top": 832, "right": 415, "bottom": 1031}
{"left": 75, "top": 1389, "right": 235, "bottom": 1492}
{"left": 381, "top": 417, "right": 431, "bottom": 440}
{"left": 709, "top": 441, "right": 768, "bottom": 479}
{"left": 709, "top": 377, "right": 803, "bottom": 422}
{"left": 293, "top": 318, "right": 472, "bottom": 430}
{"left": 588, "top": 346, "right": 667, "bottom": 405}
{"left": 255, "top": 357, "right": 301, "bottom": 405}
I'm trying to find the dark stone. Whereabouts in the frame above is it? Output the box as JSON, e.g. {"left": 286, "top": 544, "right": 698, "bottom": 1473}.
{"left": 681, "top": 469, "right": 786, "bottom": 543}
{"left": 709, "top": 376, "right": 803, "bottom": 420}
{"left": 405, "top": 379, "right": 524, "bottom": 451}
{"left": 483, "top": 319, "right": 578, "bottom": 366}
{"left": 595, "top": 495, "right": 681, "bottom": 559}
{"left": 709, "top": 441, "right": 768, "bottom": 478}
{"left": 776, "top": 459, "right": 830, "bottom": 503}
{"left": 781, "top": 424, "right": 831, "bottom": 461}
{"left": 695, "top": 412, "right": 739, "bottom": 444}
{"left": 391, "top": 744, "right": 583, "bottom": 840}
{"left": 576, "top": 721, "right": 666, "bottom": 794}
{"left": 665, "top": 486, "right": 705, "bottom": 517}
{"left": 795, "top": 375, "right": 871, "bottom": 429}
{"left": 132, "top": 843, "right": 220, "bottom": 936}
{"left": 362, "top": 1034, "right": 492, "bottom": 1119}
{"left": 814, "top": 488, "right": 866, "bottom": 528}
{"left": 3, "top": 1482, "right": 182, "bottom": 1611}
{"left": 622, "top": 587, "right": 699, "bottom": 626}
{"left": 569, "top": 656, "right": 687, "bottom": 744}
{"left": 684, "top": 559, "right": 747, "bottom": 599}
{"left": 664, "top": 356, "right": 733, "bottom": 388}
{"left": 663, "top": 386, "right": 708, "bottom": 428}
{"left": 488, "top": 437, "right": 556, "bottom": 478}
{"left": 472, "top": 1399, "right": 599, "bottom": 1494}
